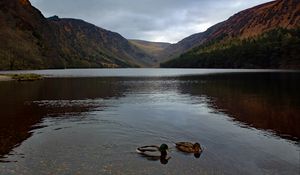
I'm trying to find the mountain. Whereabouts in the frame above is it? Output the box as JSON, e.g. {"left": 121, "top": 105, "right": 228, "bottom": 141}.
{"left": 0, "top": 0, "right": 154, "bottom": 70}
{"left": 0, "top": 0, "right": 57, "bottom": 69}
{"left": 129, "top": 40, "right": 170, "bottom": 65}
{"left": 160, "top": 0, "right": 300, "bottom": 68}
{"left": 1, "top": 0, "right": 299, "bottom": 70}
{"left": 159, "top": 23, "right": 223, "bottom": 63}
{"left": 48, "top": 17, "right": 155, "bottom": 68}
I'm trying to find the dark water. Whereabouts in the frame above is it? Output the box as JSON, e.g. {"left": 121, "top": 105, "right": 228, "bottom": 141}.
{"left": 0, "top": 69, "right": 299, "bottom": 175}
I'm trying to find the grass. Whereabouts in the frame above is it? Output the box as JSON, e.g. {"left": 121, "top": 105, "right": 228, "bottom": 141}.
{"left": 8, "top": 73, "right": 43, "bottom": 81}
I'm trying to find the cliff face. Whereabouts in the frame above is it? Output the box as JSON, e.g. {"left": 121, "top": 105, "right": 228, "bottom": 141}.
{"left": 0, "top": 0, "right": 154, "bottom": 70}
{"left": 161, "top": 0, "right": 300, "bottom": 62}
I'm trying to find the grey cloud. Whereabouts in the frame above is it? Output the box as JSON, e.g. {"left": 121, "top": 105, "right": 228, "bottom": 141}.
{"left": 31, "top": 0, "right": 271, "bottom": 43}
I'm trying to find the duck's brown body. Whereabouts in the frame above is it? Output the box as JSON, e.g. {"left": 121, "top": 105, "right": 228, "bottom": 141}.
{"left": 175, "top": 142, "right": 202, "bottom": 153}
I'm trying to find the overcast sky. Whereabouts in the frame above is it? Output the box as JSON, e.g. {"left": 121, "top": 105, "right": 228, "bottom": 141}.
{"left": 30, "top": 0, "right": 271, "bottom": 43}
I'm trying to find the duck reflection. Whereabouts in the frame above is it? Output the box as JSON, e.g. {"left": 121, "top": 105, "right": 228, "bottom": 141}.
{"left": 175, "top": 142, "right": 203, "bottom": 159}
{"left": 136, "top": 144, "right": 171, "bottom": 164}
{"left": 1, "top": 72, "right": 299, "bottom": 163}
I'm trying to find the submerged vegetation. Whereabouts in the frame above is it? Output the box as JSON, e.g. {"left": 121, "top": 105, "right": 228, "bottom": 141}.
{"left": 161, "top": 28, "right": 300, "bottom": 69}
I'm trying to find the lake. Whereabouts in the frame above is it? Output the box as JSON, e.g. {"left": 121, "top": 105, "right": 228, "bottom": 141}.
{"left": 0, "top": 69, "right": 299, "bottom": 175}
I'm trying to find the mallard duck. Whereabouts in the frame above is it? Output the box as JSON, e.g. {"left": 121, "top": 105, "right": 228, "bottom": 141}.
{"left": 136, "top": 144, "right": 170, "bottom": 164}
{"left": 175, "top": 142, "right": 202, "bottom": 158}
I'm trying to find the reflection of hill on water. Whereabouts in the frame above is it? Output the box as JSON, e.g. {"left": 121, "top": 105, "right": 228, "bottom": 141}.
{"left": 0, "top": 73, "right": 299, "bottom": 160}
{"left": 179, "top": 73, "right": 300, "bottom": 141}
{"left": 0, "top": 78, "right": 127, "bottom": 158}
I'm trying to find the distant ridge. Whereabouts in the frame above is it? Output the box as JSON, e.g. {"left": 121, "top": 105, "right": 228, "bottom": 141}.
{"left": 129, "top": 40, "right": 171, "bottom": 65}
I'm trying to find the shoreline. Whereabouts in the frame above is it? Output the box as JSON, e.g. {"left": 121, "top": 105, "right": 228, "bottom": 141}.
{"left": 0, "top": 74, "right": 43, "bottom": 81}
{"left": 0, "top": 75, "right": 13, "bottom": 81}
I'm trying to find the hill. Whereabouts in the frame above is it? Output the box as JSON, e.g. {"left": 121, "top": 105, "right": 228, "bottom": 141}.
{"left": 160, "top": 0, "right": 300, "bottom": 68}
{"left": 0, "top": 0, "right": 154, "bottom": 70}
{"left": 129, "top": 40, "right": 170, "bottom": 65}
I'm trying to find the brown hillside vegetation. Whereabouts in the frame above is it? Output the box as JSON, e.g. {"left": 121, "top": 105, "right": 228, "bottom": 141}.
{"left": 0, "top": 0, "right": 155, "bottom": 70}
{"left": 160, "top": 0, "right": 300, "bottom": 62}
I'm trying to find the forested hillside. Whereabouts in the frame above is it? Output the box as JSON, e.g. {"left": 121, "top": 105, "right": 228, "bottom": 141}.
{"left": 161, "top": 28, "right": 300, "bottom": 69}
{"left": 160, "top": 0, "right": 300, "bottom": 69}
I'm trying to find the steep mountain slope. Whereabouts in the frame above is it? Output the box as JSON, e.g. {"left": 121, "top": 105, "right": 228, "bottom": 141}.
{"left": 0, "top": 0, "right": 59, "bottom": 69}
{"left": 160, "top": 0, "right": 300, "bottom": 63}
{"left": 129, "top": 40, "right": 170, "bottom": 64}
{"left": 0, "top": 0, "right": 154, "bottom": 70}
{"left": 48, "top": 17, "right": 154, "bottom": 68}
{"left": 161, "top": 28, "right": 300, "bottom": 68}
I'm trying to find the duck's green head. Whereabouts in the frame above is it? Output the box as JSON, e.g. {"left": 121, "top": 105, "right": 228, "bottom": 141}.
{"left": 159, "top": 144, "right": 169, "bottom": 152}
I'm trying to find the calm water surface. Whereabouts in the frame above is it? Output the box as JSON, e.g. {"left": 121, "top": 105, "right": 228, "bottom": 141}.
{"left": 0, "top": 69, "right": 299, "bottom": 175}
